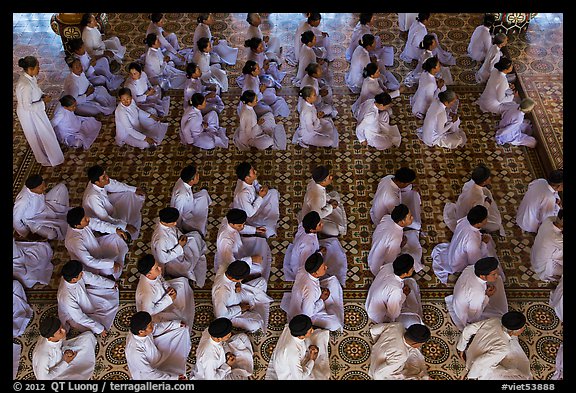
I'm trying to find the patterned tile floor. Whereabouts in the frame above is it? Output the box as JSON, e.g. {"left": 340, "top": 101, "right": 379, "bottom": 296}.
{"left": 13, "top": 13, "right": 563, "bottom": 380}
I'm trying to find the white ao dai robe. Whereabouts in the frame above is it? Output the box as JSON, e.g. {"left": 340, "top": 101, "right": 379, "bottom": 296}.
{"left": 192, "top": 50, "right": 229, "bottom": 92}
{"left": 516, "top": 178, "right": 561, "bottom": 233}
{"left": 495, "top": 104, "right": 537, "bottom": 148}
{"left": 299, "top": 74, "right": 338, "bottom": 118}
{"left": 404, "top": 49, "right": 453, "bottom": 88}
{"left": 239, "top": 69, "right": 289, "bottom": 117}
{"left": 468, "top": 25, "right": 492, "bottom": 62}
{"left": 193, "top": 23, "right": 238, "bottom": 66}
{"left": 400, "top": 20, "right": 455, "bottom": 65}
{"left": 13, "top": 279, "right": 33, "bottom": 337}
{"left": 346, "top": 45, "right": 399, "bottom": 94}
{"left": 13, "top": 238, "right": 53, "bottom": 288}
{"left": 417, "top": 98, "right": 467, "bottom": 148}
{"left": 124, "top": 71, "right": 170, "bottom": 117}
{"left": 476, "top": 44, "right": 502, "bottom": 83}
{"left": 352, "top": 76, "right": 384, "bottom": 118}
{"left": 180, "top": 105, "right": 228, "bottom": 150}
{"left": 234, "top": 103, "right": 286, "bottom": 150}
{"left": 144, "top": 47, "right": 187, "bottom": 90}
{"left": 477, "top": 69, "right": 516, "bottom": 114}
{"left": 293, "top": 101, "right": 339, "bottom": 148}
{"left": 286, "top": 20, "right": 332, "bottom": 66}
{"left": 549, "top": 275, "right": 563, "bottom": 322}
{"left": 530, "top": 216, "right": 563, "bottom": 281}
{"left": 294, "top": 44, "right": 318, "bottom": 86}
{"left": 299, "top": 179, "right": 347, "bottom": 237}
{"left": 51, "top": 104, "right": 101, "bottom": 150}
{"left": 114, "top": 99, "right": 168, "bottom": 149}
{"left": 183, "top": 76, "right": 224, "bottom": 113}
{"left": 410, "top": 71, "right": 444, "bottom": 119}
{"left": 398, "top": 13, "right": 418, "bottom": 32}
{"left": 247, "top": 49, "right": 286, "bottom": 88}
{"left": 146, "top": 22, "right": 193, "bottom": 67}
{"left": 73, "top": 51, "right": 123, "bottom": 91}
{"left": 81, "top": 25, "right": 126, "bottom": 63}
{"left": 355, "top": 99, "right": 401, "bottom": 150}
{"left": 346, "top": 22, "right": 394, "bottom": 65}
{"left": 170, "top": 177, "right": 212, "bottom": 236}
{"left": 370, "top": 174, "right": 422, "bottom": 229}
{"left": 62, "top": 71, "right": 116, "bottom": 116}
{"left": 231, "top": 179, "right": 280, "bottom": 238}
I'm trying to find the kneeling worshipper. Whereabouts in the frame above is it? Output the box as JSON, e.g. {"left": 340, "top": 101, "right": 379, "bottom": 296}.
{"left": 530, "top": 209, "right": 563, "bottom": 282}
{"left": 265, "top": 314, "right": 331, "bottom": 380}
{"left": 494, "top": 98, "right": 537, "bottom": 148}
{"left": 192, "top": 317, "right": 254, "bottom": 380}
{"left": 13, "top": 236, "right": 53, "bottom": 288}
{"left": 32, "top": 316, "right": 97, "bottom": 380}
{"left": 417, "top": 90, "right": 467, "bottom": 149}
{"left": 125, "top": 311, "right": 190, "bottom": 380}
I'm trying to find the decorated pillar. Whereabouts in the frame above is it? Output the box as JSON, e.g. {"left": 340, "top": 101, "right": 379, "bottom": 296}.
{"left": 50, "top": 13, "right": 109, "bottom": 58}
{"left": 490, "top": 13, "right": 538, "bottom": 35}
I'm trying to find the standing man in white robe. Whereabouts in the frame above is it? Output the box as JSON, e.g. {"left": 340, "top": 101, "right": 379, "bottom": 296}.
{"left": 365, "top": 254, "right": 423, "bottom": 327}
{"left": 57, "top": 260, "right": 119, "bottom": 337}
{"left": 13, "top": 237, "right": 53, "bottom": 288}
{"left": 125, "top": 311, "right": 190, "bottom": 380}
{"left": 495, "top": 98, "right": 537, "bottom": 148}
{"left": 281, "top": 252, "right": 344, "bottom": 332}
{"left": 135, "top": 254, "right": 195, "bottom": 326}
{"left": 368, "top": 204, "right": 423, "bottom": 275}
{"left": 171, "top": 164, "right": 212, "bottom": 236}
{"left": 192, "top": 317, "right": 254, "bottom": 380}
{"left": 368, "top": 323, "right": 431, "bottom": 380}
{"left": 232, "top": 161, "right": 280, "bottom": 238}
{"left": 212, "top": 260, "right": 273, "bottom": 333}
{"left": 516, "top": 169, "right": 563, "bottom": 233}
{"left": 150, "top": 207, "right": 207, "bottom": 288}
{"left": 467, "top": 14, "right": 496, "bottom": 63}
{"left": 446, "top": 257, "right": 508, "bottom": 331}
{"left": 265, "top": 314, "right": 331, "bottom": 380}
{"left": 32, "top": 316, "right": 97, "bottom": 380}
{"left": 457, "top": 311, "right": 532, "bottom": 380}
{"left": 530, "top": 210, "right": 563, "bottom": 282}
{"left": 13, "top": 174, "right": 69, "bottom": 241}
{"left": 82, "top": 164, "right": 145, "bottom": 240}
{"left": 417, "top": 90, "right": 467, "bottom": 149}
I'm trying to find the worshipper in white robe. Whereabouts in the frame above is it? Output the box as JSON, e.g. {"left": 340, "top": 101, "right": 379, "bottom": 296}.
{"left": 516, "top": 169, "right": 563, "bottom": 233}
{"left": 82, "top": 164, "right": 145, "bottom": 239}
{"left": 214, "top": 208, "right": 272, "bottom": 281}
{"left": 212, "top": 260, "right": 273, "bottom": 333}
{"left": 192, "top": 317, "right": 254, "bottom": 380}
{"left": 57, "top": 260, "right": 119, "bottom": 336}
{"left": 446, "top": 257, "right": 508, "bottom": 331}
{"left": 352, "top": 62, "right": 401, "bottom": 119}
{"left": 403, "top": 34, "right": 454, "bottom": 88}
{"left": 530, "top": 210, "right": 563, "bottom": 282}
{"left": 417, "top": 90, "right": 467, "bottom": 149}
{"left": 192, "top": 37, "right": 229, "bottom": 93}
{"left": 398, "top": 13, "right": 418, "bottom": 33}
{"left": 370, "top": 167, "right": 422, "bottom": 229}
{"left": 32, "top": 316, "right": 97, "bottom": 380}
{"left": 293, "top": 86, "right": 339, "bottom": 148}
{"left": 244, "top": 37, "right": 286, "bottom": 88}
{"left": 125, "top": 62, "right": 170, "bottom": 117}
{"left": 368, "top": 322, "right": 431, "bottom": 380}
{"left": 365, "top": 254, "right": 423, "bottom": 327}
{"left": 298, "top": 166, "right": 347, "bottom": 237}
{"left": 457, "top": 311, "right": 532, "bottom": 380}
{"left": 170, "top": 164, "right": 212, "bottom": 236}
{"left": 467, "top": 14, "right": 496, "bottom": 63}
{"left": 144, "top": 33, "right": 188, "bottom": 90}
{"left": 432, "top": 205, "right": 498, "bottom": 284}
{"left": 194, "top": 13, "right": 238, "bottom": 66}
{"left": 13, "top": 237, "right": 53, "bottom": 288}
{"left": 400, "top": 13, "right": 455, "bottom": 66}
{"left": 281, "top": 253, "right": 344, "bottom": 332}
{"left": 286, "top": 13, "right": 334, "bottom": 67}
{"left": 13, "top": 174, "right": 69, "bottom": 241}
{"left": 298, "top": 62, "right": 338, "bottom": 119}
{"left": 64, "top": 207, "right": 129, "bottom": 281}
{"left": 552, "top": 342, "right": 563, "bottom": 381}
{"left": 80, "top": 13, "right": 126, "bottom": 65}
{"left": 231, "top": 161, "right": 281, "bottom": 238}
{"left": 69, "top": 38, "right": 124, "bottom": 92}
{"left": 356, "top": 92, "right": 401, "bottom": 150}
{"left": 13, "top": 279, "right": 33, "bottom": 338}
{"left": 346, "top": 13, "right": 394, "bottom": 66}
{"left": 146, "top": 13, "right": 193, "bottom": 67}
{"left": 13, "top": 342, "right": 21, "bottom": 379}
{"left": 183, "top": 62, "right": 224, "bottom": 113}
{"left": 245, "top": 13, "right": 283, "bottom": 65}
{"left": 135, "top": 254, "right": 196, "bottom": 326}
{"left": 238, "top": 59, "right": 289, "bottom": 118}
{"left": 410, "top": 56, "right": 446, "bottom": 119}
{"left": 234, "top": 89, "right": 286, "bottom": 151}
{"left": 475, "top": 33, "right": 508, "bottom": 83}
{"left": 368, "top": 204, "right": 424, "bottom": 275}
{"left": 495, "top": 97, "right": 538, "bottom": 148}
{"left": 50, "top": 96, "right": 101, "bottom": 150}
{"left": 265, "top": 314, "right": 331, "bottom": 380}
{"left": 125, "top": 311, "right": 190, "bottom": 380}
{"left": 15, "top": 56, "right": 64, "bottom": 167}
{"left": 443, "top": 164, "right": 505, "bottom": 236}
{"left": 151, "top": 207, "right": 207, "bottom": 288}
{"left": 114, "top": 87, "right": 168, "bottom": 150}
{"left": 283, "top": 211, "right": 348, "bottom": 286}
{"left": 180, "top": 93, "right": 228, "bottom": 150}
{"left": 549, "top": 275, "right": 563, "bottom": 323}
{"left": 477, "top": 57, "right": 519, "bottom": 115}
{"left": 293, "top": 30, "right": 323, "bottom": 87}
{"left": 62, "top": 58, "right": 116, "bottom": 117}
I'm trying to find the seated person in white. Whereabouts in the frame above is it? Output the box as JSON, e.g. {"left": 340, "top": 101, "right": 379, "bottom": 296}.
{"left": 281, "top": 252, "right": 344, "bottom": 332}
{"left": 400, "top": 13, "right": 455, "bottom": 66}
{"left": 293, "top": 86, "right": 339, "bottom": 148}
{"left": 368, "top": 323, "right": 431, "bottom": 380}
{"left": 13, "top": 279, "right": 33, "bottom": 337}
{"left": 293, "top": 30, "right": 326, "bottom": 86}
{"left": 57, "top": 260, "right": 119, "bottom": 337}
{"left": 365, "top": 254, "right": 423, "bottom": 326}
{"left": 285, "top": 14, "right": 330, "bottom": 66}
{"left": 417, "top": 89, "right": 467, "bottom": 149}
{"left": 80, "top": 13, "right": 126, "bottom": 65}
{"left": 125, "top": 311, "right": 190, "bottom": 380}
{"left": 64, "top": 206, "right": 129, "bottom": 281}
{"left": 143, "top": 33, "right": 187, "bottom": 90}
{"left": 265, "top": 314, "right": 330, "bottom": 380}
{"left": 352, "top": 62, "right": 398, "bottom": 119}
{"left": 244, "top": 36, "right": 286, "bottom": 89}
{"left": 13, "top": 237, "right": 53, "bottom": 288}
{"left": 368, "top": 204, "right": 423, "bottom": 275}
{"left": 170, "top": 164, "right": 212, "bottom": 236}
{"left": 51, "top": 95, "right": 101, "bottom": 150}
{"left": 495, "top": 97, "right": 537, "bottom": 148}
{"left": 404, "top": 34, "right": 454, "bottom": 88}
{"left": 212, "top": 260, "right": 273, "bottom": 333}
{"left": 135, "top": 254, "right": 195, "bottom": 325}
{"left": 356, "top": 91, "right": 401, "bottom": 150}
{"left": 214, "top": 208, "right": 272, "bottom": 281}
{"left": 68, "top": 37, "right": 123, "bottom": 92}
{"left": 114, "top": 87, "right": 168, "bottom": 150}
{"left": 467, "top": 14, "right": 496, "bottom": 63}
{"left": 32, "top": 316, "right": 97, "bottom": 380}
{"left": 298, "top": 165, "right": 347, "bottom": 237}
{"left": 530, "top": 209, "right": 563, "bottom": 282}
{"left": 183, "top": 61, "right": 224, "bottom": 113}
{"left": 410, "top": 56, "right": 446, "bottom": 119}
{"left": 231, "top": 161, "right": 281, "bottom": 238}
{"left": 180, "top": 92, "right": 228, "bottom": 150}
{"left": 475, "top": 33, "right": 508, "bottom": 84}
{"left": 456, "top": 311, "right": 532, "bottom": 380}
{"left": 192, "top": 37, "right": 229, "bottom": 93}
{"left": 370, "top": 167, "right": 422, "bottom": 228}
{"left": 476, "top": 57, "right": 520, "bottom": 115}
{"left": 192, "top": 317, "right": 254, "bottom": 380}
{"left": 516, "top": 169, "right": 563, "bottom": 233}
{"left": 245, "top": 13, "right": 283, "bottom": 67}
{"left": 398, "top": 13, "right": 418, "bottom": 33}
{"left": 549, "top": 275, "right": 563, "bottom": 323}
{"left": 443, "top": 164, "right": 504, "bottom": 236}
{"left": 446, "top": 257, "right": 508, "bottom": 331}
{"left": 298, "top": 62, "right": 337, "bottom": 119}
{"left": 432, "top": 205, "right": 498, "bottom": 284}
{"left": 82, "top": 164, "right": 145, "bottom": 239}
{"left": 13, "top": 174, "right": 69, "bottom": 241}
{"left": 194, "top": 13, "right": 238, "bottom": 66}
{"left": 283, "top": 211, "right": 348, "bottom": 286}
{"left": 146, "top": 13, "right": 193, "bottom": 67}
{"left": 346, "top": 13, "right": 394, "bottom": 66}
{"left": 125, "top": 62, "right": 170, "bottom": 117}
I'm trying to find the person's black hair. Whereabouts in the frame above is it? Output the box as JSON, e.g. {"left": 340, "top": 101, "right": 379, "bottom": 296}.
{"left": 66, "top": 206, "right": 85, "bottom": 227}
{"left": 242, "top": 60, "right": 258, "bottom": 75}
{"left": 68, "top": 38, "right": 84, "bottom": 53}
{"left": 374, "top": 92, "right": 392, "bottom": 106}
{"left": 226, "top": 208, "right": 248, "bottom": 224}
{"left": 547, "top": 169, "right": 563, "bottom": 185}
{"left": 240, "top": 89, "right": 257, "bottom": 105}
{"left": 493, "top": 33, "right": 507, "bottom": 46}
{"left": 185, "top": 62, "right": 199, "bottom": 78}
{"left": 301, "top": 30, "right": 315, "bottom": 45}
{"left": 471, "top": 164, "right": 491, "bottom": 185}
{"left": 359, "top": 34, "right": 375, "bottom": 48}
{"left": 145, "top": 33, "right": 157, "bottom": 47}
{"left": 128, "top": 62, "right": 143, "bottom": 73}
{"left": 419, "top": 34, "right": 436, "bottom": 50}
{"left": 197, "top": 13, "right": 210, "bottom": 24}
{"left": 391, "top": 203, "right": 410, "bottom": 223}
{"left": 137, "top": 254, "right": 156, "bottom": 275}
{"left": 422, "top": 56, "right": 439, "bottom": 72}
{"left": 307, "top": 13, "right": 321, "bottom": 23}
{"left": 191, "top": 92, "right": 205, "bottom": 108}
{"left": 235, "top": 162, "right": 252, "bottom": 181}
{"left": 438, "top": 89, "right": 457, "bottom": 104}
{"left": 80, "top": 13, "right": 93, "bottom": 28}
{"left": 64, "top": 56, "right": 79, "bottom": 68}
{"left": 180, "top": 164, "right": 197, "bottom": 183}
{"left": 362, "top": 62, "right": 379, "bottom": 78}
{"left": 359, "top": 13, "right": 373, "bottom": 25}
{"left": 483, "top": 14, "right": 496, "bottom": 27}
{"left": 394, "top": 167, "right": 416, "bottom": 183}
{"left": 299, "top": 86, "right": 315, "bottom": 100}
{"left": 25, "top": 174, "right": 43, "bottom": 189}
{"left": 302, "top": 211, "right": 321, "bottom": 233}
{"left": 467, "top": 205, "right": 488, "bottom": 225}
{"left": 305, "top": 62, "right": 321, "bottom": 76}
{"left": 59, "top": 95, "right": 76, "bottom": 108}
{"left": 246, "top": 13, "right": 259, "bottom": 26}
{"left": 494, "top": 57, "right": 513, "bottom": 72}
{"left": 149, "top": 13, "right": 163, "bottom": 23}
{"left": 130, "top": 311, "right": 152, "bottom": 335}
{"left": 417, "top": 13, "right": 431, "bottom": 22}
{"left": 118, "top": 87, "right": 132, "bottom": 98}
{"left": 197, "top": 37, "right": 211, "bottom": 52}
{"left": 393, "top": 254, "right": 415, "bottom": 276}
{"left": 87, "top": 164, "right": 105, "bottom": 183}
{"left": 159, "top": 207, "right": 179, "bottom": 223}
{"left": 18, "top": 56, "right": 39, "bottom": 70}
{"left": 61, "top": 260, "right": 84, "bottom": 282}
{"left": 244, "top": 37, "right": 263, "bottom": 51}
